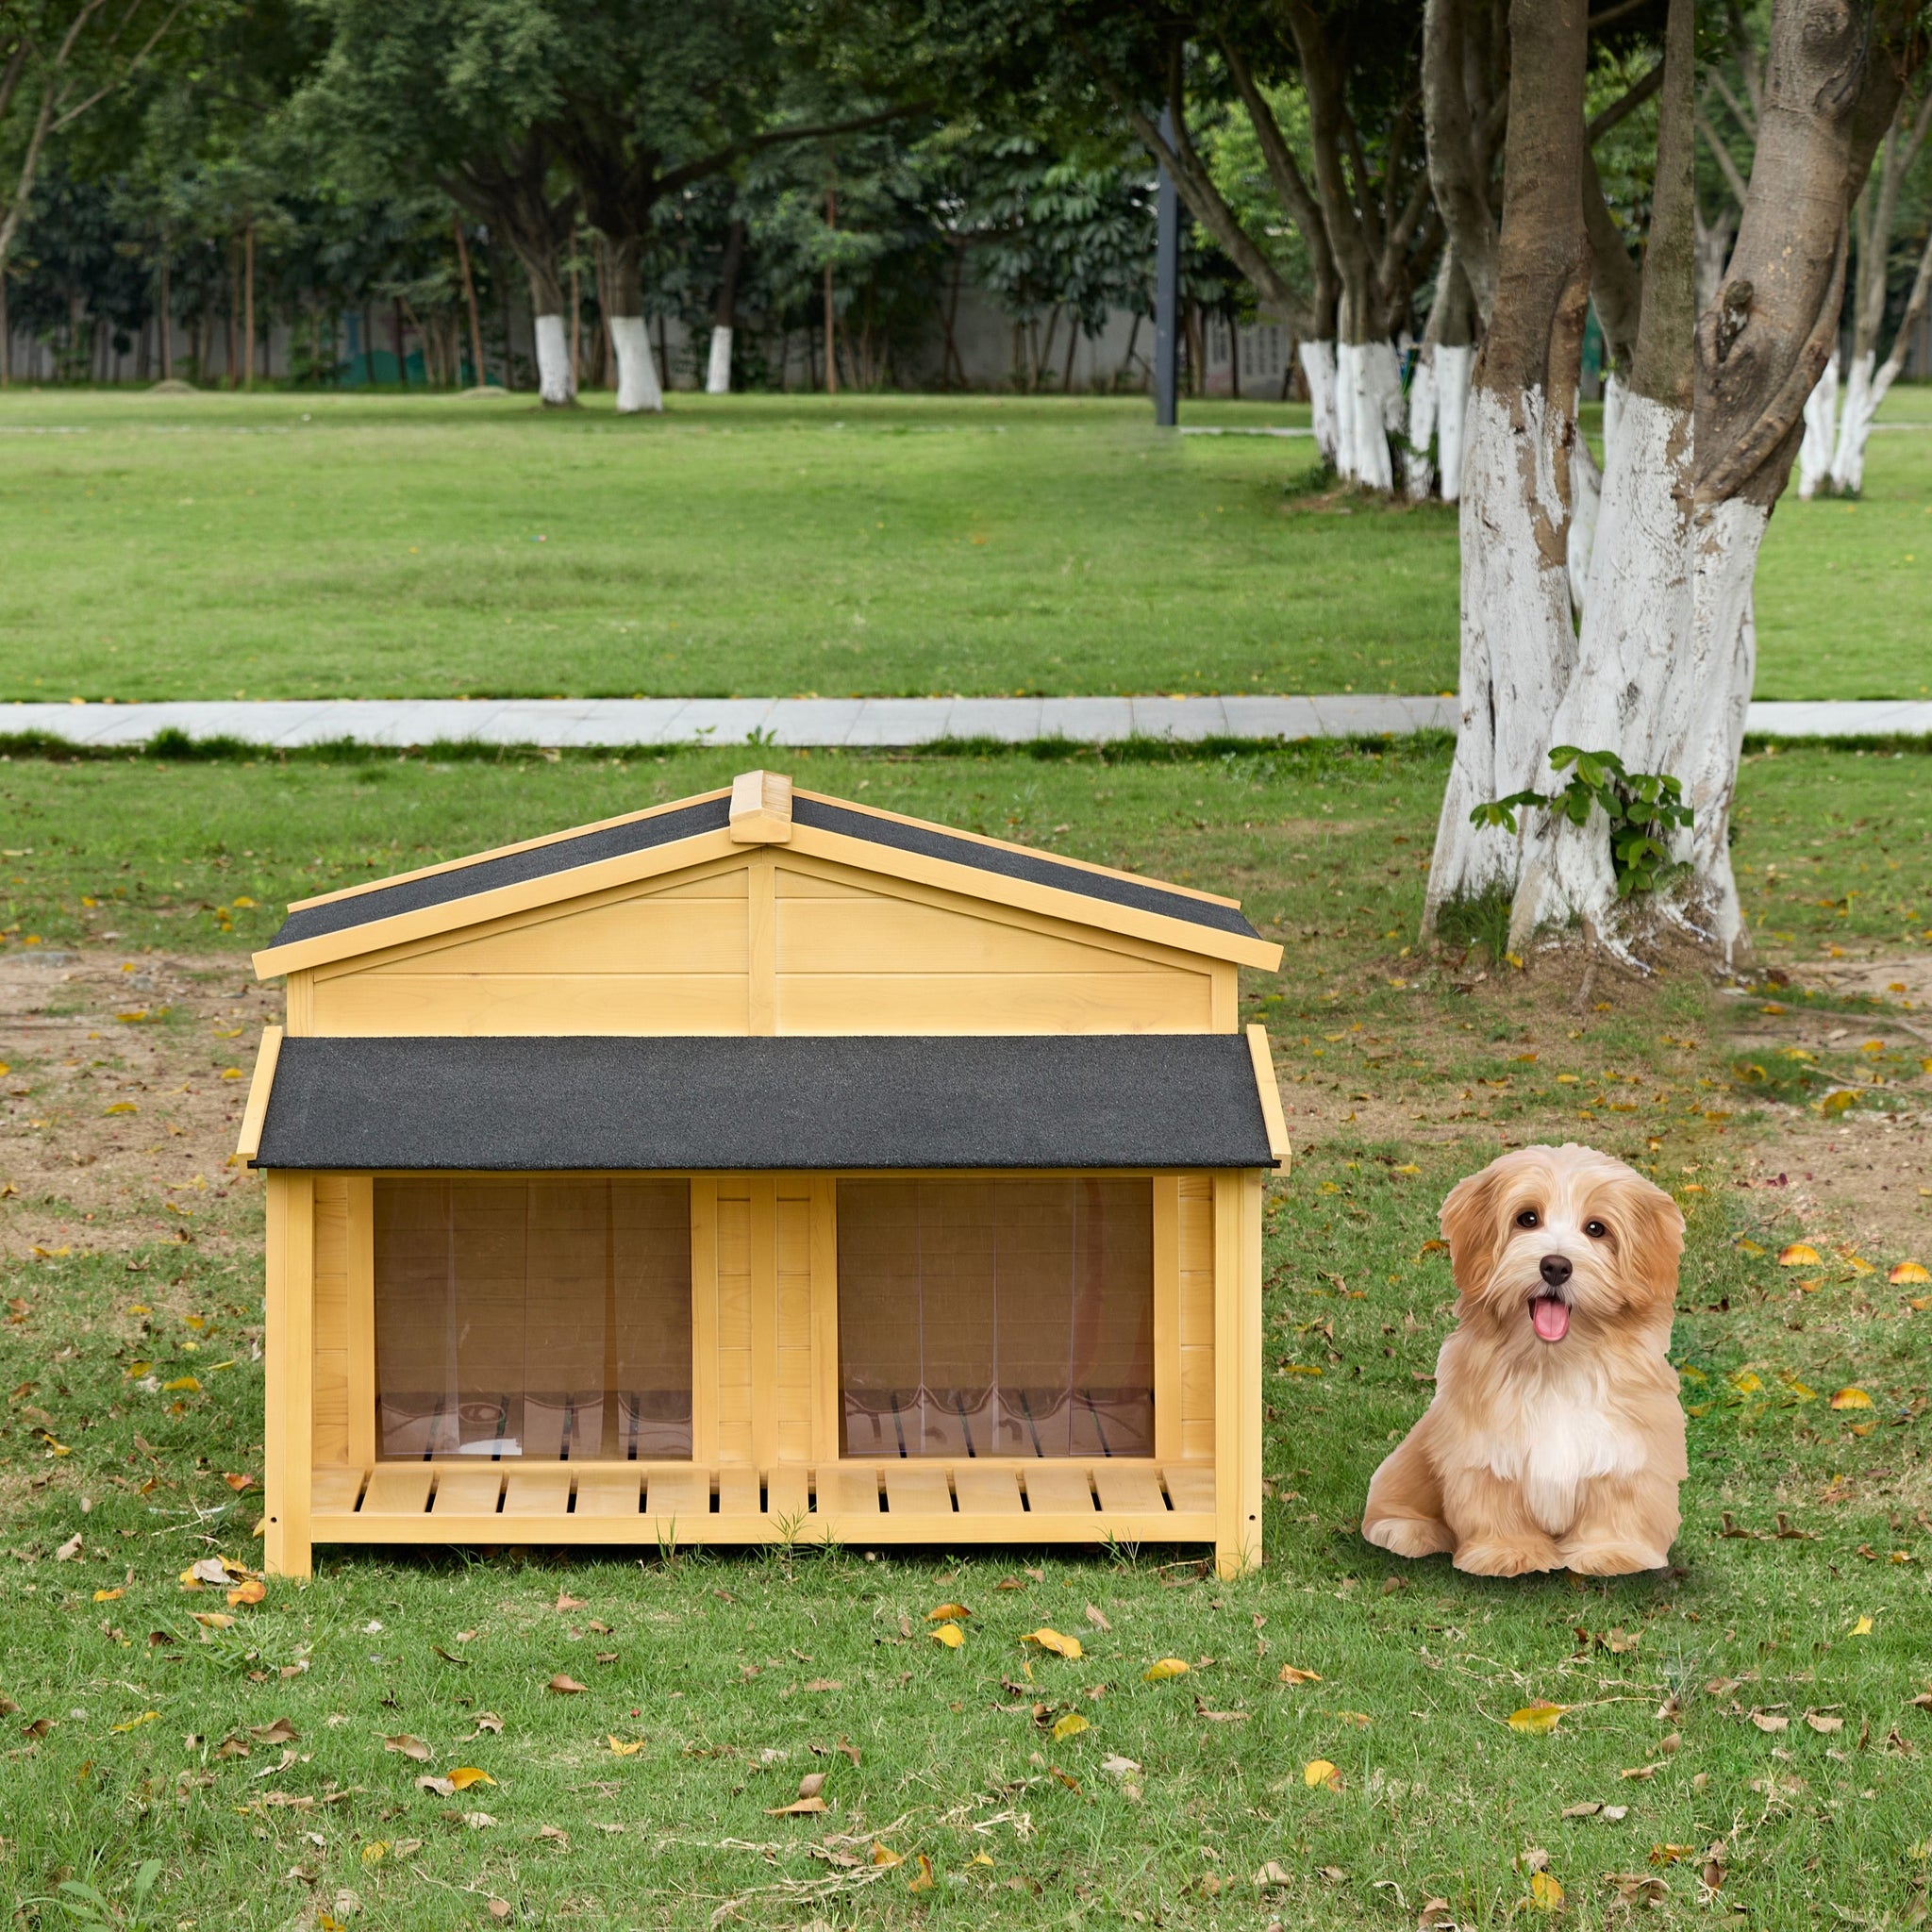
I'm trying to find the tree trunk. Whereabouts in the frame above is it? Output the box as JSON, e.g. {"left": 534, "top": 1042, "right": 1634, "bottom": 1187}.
{"left": 1796, "top": 352, "right": 1840, "bottom": 500}
{"left": 707, "top": 217, "right": 744, "bottom": 396}
{"left": 454, "top": 214, "right": 487, "bottom": 387}
{"left": 158, "top": 248, "right": 172, "bottom": 381}
{"left": 242, "top": 223, "right": 256, "bottom": 391}
{"left": 600, "top": 236, "right": 661, "bottom": 414}
{"left": 1424, "top": 0, "right": 1592, "bottom": 935}
{"left": 1298, "top": 340, "right": 1340, "bottom": 465}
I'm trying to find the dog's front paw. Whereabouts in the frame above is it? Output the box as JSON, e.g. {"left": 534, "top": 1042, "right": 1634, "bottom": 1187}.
{"left": 1559, "top": 1541, "right": 1669, "bottom": 1576}
{"left": 1363, "top": 1515, "right": 1456, "bottom": 1560}
{"left": 1453, "top": 1538, "right": 1563, "bottom": 1577}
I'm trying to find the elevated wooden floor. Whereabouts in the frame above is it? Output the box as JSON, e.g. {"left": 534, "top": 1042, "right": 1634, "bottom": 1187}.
{"left": 308, "top": 1459, "right": 1215, "bottom": 1548}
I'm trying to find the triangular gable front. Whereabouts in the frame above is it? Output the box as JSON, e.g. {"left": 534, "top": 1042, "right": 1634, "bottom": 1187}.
{"left": 300, "top": 844, "right": 1231, "bottom": 1038}
{"left": 254, "top": 770, "right": 1282, "bottom": 982}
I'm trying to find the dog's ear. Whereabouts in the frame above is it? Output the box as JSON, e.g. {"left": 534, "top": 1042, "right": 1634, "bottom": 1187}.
{"left": 1440, "top": 1163, "right": 1505, "bottom": 1301}
{"left": 1612, "top": 1171, "right": 1686, "bottom": 1304}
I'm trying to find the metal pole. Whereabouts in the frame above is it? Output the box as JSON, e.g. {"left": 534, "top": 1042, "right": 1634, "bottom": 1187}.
{"left": 1154, "top": 106, "right": 1179, "bottom": 428}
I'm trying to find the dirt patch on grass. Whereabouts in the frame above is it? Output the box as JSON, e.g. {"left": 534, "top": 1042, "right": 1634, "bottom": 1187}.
{"left": 1734, "top": 1110, "right": 1932, "bottom": 1266}
{"left": 0, "top": 947, "right": 275, "bottom": 1261}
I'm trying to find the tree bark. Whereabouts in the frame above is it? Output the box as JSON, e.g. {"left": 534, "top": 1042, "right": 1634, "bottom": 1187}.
{"left": 1424, "top": 0, "right": 1593, "bottom": 935}
{"left": 453, "top": 214, "right": 486, "bottom": 387}
{"left": 708, "top": 217, "right": 744, "bottom": 396}
{"left": 602, "top": 236, "right": 661, "bottom": 413}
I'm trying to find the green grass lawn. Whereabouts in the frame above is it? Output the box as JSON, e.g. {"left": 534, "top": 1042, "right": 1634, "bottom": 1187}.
{"left": 0, "top": 384, "right": 1924, "bottom": 707}
{"left": 3, "top": 743, "right": 1930, "bottom": 1927}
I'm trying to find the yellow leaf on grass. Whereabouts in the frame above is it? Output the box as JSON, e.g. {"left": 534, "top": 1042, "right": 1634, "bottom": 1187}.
{"left": 1829, "top": 1388, "right": 1873, "bottom": 1409}
{"left": 162, "top": 1376, "right": 200, "bottom": 1392}
{"left": 1729, "top": 1371, "right": 1763, "bottom": 1394}
{"left": 92, "top": 1588, "right": 124, "bottom": 1603}
{"left": 1820, "top": 1091, "right": 1858, "bottom": 1115}
{"left": 1736, "top": 1239, "right": 1765, "bottom": 1256}
{"left": 1778, "top": 1244, "right": 1822, "bottom": 1267}
{"left": 908, "top": 1852, "right": 936, "bottom": 1891}
{"left": 930, "top": 1623, "right": 965, "bottom": 1649}
{"left": 1021, "top": 1629, "right": 1083, "bottom": 1659}
{"left": 1143, "top": 1658, "right": 1191, "bottom": 1682}
{"left": 103, "top": 1102, "right": 138, "bottom": 1115}
{"left": 1393, "top": 1163, "right": 1421, "bottom": 1175}
{"left": 1303, "top": 1758, "right": 1342, "bottom": 1790}
{"left": 1890, "top": 1261, "right": 1930, "bottom": 1285}
{"left": 1849, "top": 1615, "right": 1874, "bottom": 1637}
{"left": 227, "top": 1578, "right": 266, "bottom": 1607}
{"left": 1508, "top": 1704, "right": 1569, "bottom": 1735}
{"left": 607, "top": 1737, "right": 646, "bottom": 1756}
{"left": 361, "top": 1841, "right": 387, "bottom": 1865}
{"left": 871, "top": 1844, "right": 903, "bottom": 1869}
{"left": 448, "top": 1767, "right": 494, "bottom": 1790}
{"left": 1052, "top": 1711, "right": 1090, "bottom": 1740}
{"left": 1844, "top": 1254, "right": 1875, "bottom": 1276}
{"left": 927, "top": 1603, "right": 971, "bottom": 1621}
{"left": 1528, "top": 1872, "right": 1564, "bottom": 1910}
{"left": 1278, "top": 1664, "right": 1323, "bottom": 1686}
{"left": 192, "top": 1611, "right": 235, "bottom": 1630}
{"left": 110, "top": 1710, "right": 159, "bottom": 1734}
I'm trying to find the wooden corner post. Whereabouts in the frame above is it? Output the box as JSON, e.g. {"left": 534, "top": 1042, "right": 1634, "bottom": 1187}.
{"left": 1212, "top": 1170, "right": 1264, "bottom": 1576}
{"left": 263, "top": 1170, "right": 316, "bottom": 1579}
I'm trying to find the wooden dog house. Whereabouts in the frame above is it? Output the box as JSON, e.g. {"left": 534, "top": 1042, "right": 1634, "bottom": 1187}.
{"left": 239, "top": 771, "right": 1287, "bottom": 1577}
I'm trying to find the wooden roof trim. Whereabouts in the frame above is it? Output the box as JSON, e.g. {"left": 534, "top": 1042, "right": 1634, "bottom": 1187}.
{"left": 1245, "top": 1024, "right": 1291, "bottom": 1173}
{"left": 785, "top": 820, "right": 1283, "bottom": 970}
{"left": 236, "top": 1024, "right": 283, "bottom": 1162}
{"left": 252, "top": 825, "right": 742, "bottom": 977}
{"left": 791, "top": 784, "right": 1242, "bottom": 910}
{"left": 284, "top": 788, "right": 733, "bottom": 914}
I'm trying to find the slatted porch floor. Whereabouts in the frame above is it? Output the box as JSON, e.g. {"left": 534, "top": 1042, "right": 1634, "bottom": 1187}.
{"left": 308, "top": 1460, "right": 1216, "bottom": 1547}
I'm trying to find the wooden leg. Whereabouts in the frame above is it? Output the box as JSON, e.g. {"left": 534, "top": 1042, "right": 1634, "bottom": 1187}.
{"left": 263, "top": 1172, "right": 315, "bottom": 1580}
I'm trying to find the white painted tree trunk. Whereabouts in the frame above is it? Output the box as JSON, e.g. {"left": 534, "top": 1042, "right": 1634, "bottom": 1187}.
{"left": 1339, "top": 340, "right": 1405, "bottom": 491}
{"left": 1332, "top": 341, "right": 1359, "bottom": 479}
{"left": 533, "top": 313, "right": 575, "bottom": 407}
{"left": 705, "top": 325, "right": 733, "bottom": 395}
{"left": 1435, "top": 344, "right": 1474, "bottom": 502}
{"left": 1670, "top": 498, "right": 1764, "bottom": 957}
{"left": 1797, "top": 350, "right": 1839, "bottom": 498}
{"left": 1827, "top": 349, "right": 1877, "bottom": 495}
{"left": 1298, "top": 340, "right": 1339, "bottom": 468}
{"left": 1566, "top": 429, "right": 1602, "bottom": 618}
{"left": 1406, "top": 348, "right": 1439, "bottom": 500}
{"left": 609, "top": 315, "right": 664, "bottom": 414}
{"left": 1509, "top": 392, "right": 1695, "bottom": 952}
{"left": 1423, "top": 384, "right": 1580, "bottom": 926}
{"left": 1601, "top": 372, "right": 1626, "bottom": 471}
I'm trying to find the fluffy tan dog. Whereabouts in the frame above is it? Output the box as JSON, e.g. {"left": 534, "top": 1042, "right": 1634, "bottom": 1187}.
{"left": 1362, "top": 1143, "right": 1687, "bottom": 1576}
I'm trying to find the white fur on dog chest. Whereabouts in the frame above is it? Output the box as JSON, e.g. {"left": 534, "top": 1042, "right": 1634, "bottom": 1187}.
{"left": 1482, "top": 1374, "right": 1645, "bottom": 1537}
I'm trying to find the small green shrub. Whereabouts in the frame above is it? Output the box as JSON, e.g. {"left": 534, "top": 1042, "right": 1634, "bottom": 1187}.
{"left": 1474, "top": 746, "right": 1693, "bottom": 898}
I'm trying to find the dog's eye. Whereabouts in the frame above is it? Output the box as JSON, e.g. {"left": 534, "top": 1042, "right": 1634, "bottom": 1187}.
{"left": 1515, "top": 1209, "right": 1540, "bottom": 1229}
{"left": 1585, "top": 1219, "right": 1608, "bottom": 1240}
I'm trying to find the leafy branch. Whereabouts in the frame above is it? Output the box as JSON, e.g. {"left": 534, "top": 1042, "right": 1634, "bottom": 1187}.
{"left": 1474, "top": 746, "right": 1693, "bottom": 898}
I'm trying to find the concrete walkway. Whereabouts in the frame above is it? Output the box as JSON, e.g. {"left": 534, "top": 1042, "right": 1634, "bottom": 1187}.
{"left": 1, "top": 694, "right": 1924, "bottom": 750}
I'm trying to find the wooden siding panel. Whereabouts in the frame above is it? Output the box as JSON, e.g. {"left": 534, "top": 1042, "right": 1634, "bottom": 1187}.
{"left": 774, "top": 1192, "right": 812, "bottom": 1463}
{"left": 774, "top": 891, "right": 1170, "bottom": 974}
{"left": 312, "top": 1177, "right": 349, "bottom": 1469}
{"left": 1177, "top": 1176, "right": 1215, "bottom": 1441}
{"left": 309, "top": 972, "right": 749, "bottom": 1036}
{"left": 715, "top": 1189, "right": 753, "bottom": 1463}
{"left": 775, "top": 972, "right": 1212, "bottom": 1035}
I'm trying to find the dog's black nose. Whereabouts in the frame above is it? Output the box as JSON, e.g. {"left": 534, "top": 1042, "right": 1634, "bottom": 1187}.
{"left": 1540, "top": 1254, "right": 1573, "bottom": 1288}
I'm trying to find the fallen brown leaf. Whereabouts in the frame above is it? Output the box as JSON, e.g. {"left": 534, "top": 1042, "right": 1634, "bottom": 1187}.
{"left": 383, "top": 1734, "right": 431, "bottom": 1761}
{"left": 1085, "top": 1604, "right": 1111, "bottom": 1632}
{"left": 547, "top": 1674, "right": 588, "bottom": 1695}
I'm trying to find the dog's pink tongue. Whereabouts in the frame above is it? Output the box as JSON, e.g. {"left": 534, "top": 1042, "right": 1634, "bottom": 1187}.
{"left": 1532, "top": 1296, "right": 1571, "bottom": 1342}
